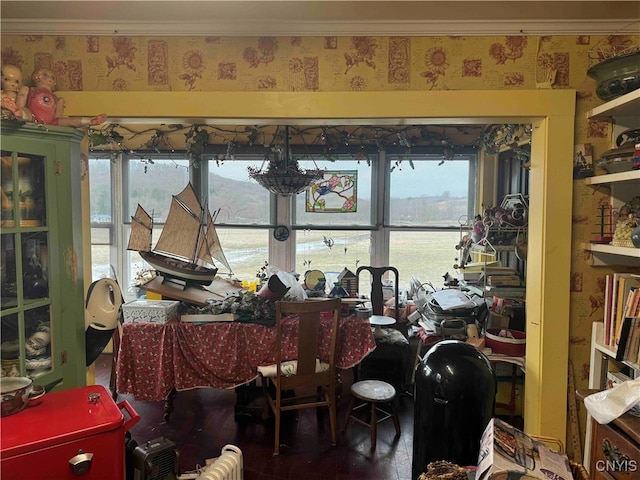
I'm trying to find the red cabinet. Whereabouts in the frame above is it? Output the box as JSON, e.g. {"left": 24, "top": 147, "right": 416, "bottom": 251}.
{"left": 1, "top": 385, "right": 139, "bottom": 480}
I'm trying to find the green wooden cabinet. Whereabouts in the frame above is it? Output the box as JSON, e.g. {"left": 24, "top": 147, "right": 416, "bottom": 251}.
{"left": 1, "top": 122, "right": 86, "bottom": 390}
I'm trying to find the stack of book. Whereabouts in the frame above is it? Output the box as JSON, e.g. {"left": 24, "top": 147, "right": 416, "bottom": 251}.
{"left": 483, "top": 285, "right": 526, "bottom": 298}
{"left": 457, "top": 263, "right": 525, "bottom": 298}
{"left": 458, "top": 263, "right": 520, "bottom": 283}
{"left": 485, "top": 274, "right": 521, "bottom": 287}
{"left": 603, "top": 273, "right": 640, "bottom": 364}
{"left": 457, "top": 261, "right": 503, "bottom": 284}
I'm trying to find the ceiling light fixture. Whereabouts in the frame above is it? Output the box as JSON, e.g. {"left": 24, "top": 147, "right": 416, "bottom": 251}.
{"left": 247, "top": 125, "right": 324, "bottom": 196}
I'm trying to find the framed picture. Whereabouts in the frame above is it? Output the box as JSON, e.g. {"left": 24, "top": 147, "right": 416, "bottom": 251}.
{"left": 573, "top": 143, "right": 593, "bottom": 179}
{"left": 305, "top": 170, "right": 357, "bottom": 213}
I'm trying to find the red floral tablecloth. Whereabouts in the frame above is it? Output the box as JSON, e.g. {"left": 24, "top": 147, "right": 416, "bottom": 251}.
{"left": 116, "top": 315, "right": 376, "bottom": 401}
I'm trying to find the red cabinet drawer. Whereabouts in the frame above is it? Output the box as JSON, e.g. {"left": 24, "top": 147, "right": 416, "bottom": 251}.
{"left": 1, "top": 385, "right": 139, "bottom": 480}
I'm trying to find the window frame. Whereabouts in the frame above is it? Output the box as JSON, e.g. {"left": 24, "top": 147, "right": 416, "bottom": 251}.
{"left": 89, "top": 146, "right": 478, "bottom": 294}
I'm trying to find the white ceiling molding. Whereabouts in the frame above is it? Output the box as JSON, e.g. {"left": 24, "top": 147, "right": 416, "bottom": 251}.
{"left": 2, "top": 1, "right": 639, "bottom": 36}
{"left": 2, "top": 18, "right": 638, "bottom": 36}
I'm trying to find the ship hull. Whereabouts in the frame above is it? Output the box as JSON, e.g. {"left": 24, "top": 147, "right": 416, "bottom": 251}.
{"left": 140, "top": 251, "right": 217, "bottom": 286}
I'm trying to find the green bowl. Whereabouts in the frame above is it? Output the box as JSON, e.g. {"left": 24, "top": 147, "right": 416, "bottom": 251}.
{"left": 587, "top": 51, "right": 640, "bottom": 101}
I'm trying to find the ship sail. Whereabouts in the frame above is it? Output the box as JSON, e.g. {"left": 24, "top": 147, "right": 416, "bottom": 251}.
{"left": 127, "top": 204, "right": 153, "bottom": 252}
{"left": 154, "top": 184, "right": 204, "bottom": 264}
{"left": 199, "top": 209, "right": 232, "bottom": 272}
{"left": 127, "top": 183, "right": 231, "bottom": 286}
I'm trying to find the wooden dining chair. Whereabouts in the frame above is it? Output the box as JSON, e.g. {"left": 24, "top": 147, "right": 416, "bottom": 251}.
{"left": 257, "top": 298, "right": 342, "bottom": 455}
{"left": 356, "top": 266, "right": 400, "bottom": 324}
{"left": 356, "top": 266, "right": 411, "bottom": 394}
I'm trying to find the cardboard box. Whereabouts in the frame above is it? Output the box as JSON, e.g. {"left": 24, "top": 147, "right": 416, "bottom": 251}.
{"left": 476, "top": 418, "right": 574, "bottom": 480}
{"left": 122, "top": 299, "right": 180, "bottom": 324}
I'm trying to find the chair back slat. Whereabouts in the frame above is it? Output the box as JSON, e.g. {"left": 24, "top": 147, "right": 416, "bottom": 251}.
{"left": 297, "top": 311, "right": 320, "bottom": 375}
{"left": 356, "top": 266, "right": 400, "bottom": 321}
{"left": 274, "top": 298, "right": 341, "bottom": 380}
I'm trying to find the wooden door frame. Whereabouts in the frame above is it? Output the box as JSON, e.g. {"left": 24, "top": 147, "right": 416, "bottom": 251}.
{"left": 65, "top": 88, "right": 576, "bottom": 440}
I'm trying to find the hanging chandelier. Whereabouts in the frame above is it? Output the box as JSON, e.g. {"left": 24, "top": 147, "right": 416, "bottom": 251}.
{"left": 247, "top": 125, "right": 324, "bottom": 196}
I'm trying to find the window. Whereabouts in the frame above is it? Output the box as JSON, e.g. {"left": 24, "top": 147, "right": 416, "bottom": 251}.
{"left": 292, "top": 156, "right": 373, "bottom": 284}
{"left": 89, "top": 141, "right": 477, "bottom": 298}
{"left": 207, "top": 157, "right": 272, "bottom": 226}
{"left": 387, "top": 154, "right": 473, "bottom": 228}
{"left": 125, "top": 158, "right": 190, "bottom": 221}
{"left": 296, "top": 229, "right": 371, "bottom": 282}
{"left": 208, "top": 157, "right": 273, "bottom": 280}
{"left": 388, "top": 230, "right": 462, "bottom": 284}
{"left": 386, "top": 153, "right": 475, "bottom": 285}
{"left": 89, "top": 156, "right": 113, "bottom": 282}
{"left": 292, "top": 153, "right": 476, "bottom": 288}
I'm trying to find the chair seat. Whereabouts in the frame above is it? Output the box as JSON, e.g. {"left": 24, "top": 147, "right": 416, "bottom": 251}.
{"left": 342, "top": 379, "right": 401, "bottom": 450}
{"left": 369, "top": 315, "right": 396, "bottom": 327}
{"left": 351, "top": 379, "right": 396, "bottom": 403}
{"left": 257, "top": 358, "right": 329, "bottom": 378}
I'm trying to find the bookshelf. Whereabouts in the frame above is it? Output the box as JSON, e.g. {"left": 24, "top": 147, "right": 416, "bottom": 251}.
{"left": 583, "top": 88, "right": 640, "bottom": 472}
{"left": 583, "top": 92, "right": 640, "bottom": 266}
{"left": 584, "top": 321, "right": 639, "bottom": 469}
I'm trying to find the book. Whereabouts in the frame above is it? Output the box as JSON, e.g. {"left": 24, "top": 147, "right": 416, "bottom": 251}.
{"left": 613, "top": 274, "right": 640, "bottom": 348}
{"left": 457, "top": 261, "right": 503, "bottom": 273}
{"left": 180, "top": 313, "right": 238, "bottom": 322}
{"left": 625, "top": 288, "right": 640, "bottom": 318}
{"left": 616, "top": 317, "right": 633, "bottom": 362}
{"left": 483, "top": 285, "right": 526, "bottom": 298}
{"left": 486, "top": 274, "right": 521, "bottom": 287}
{"left": 604, "top": 274, "right": 614, "bottom": 346}
{"left": 459, "top": 271, "right": 483, "bottom": 282}
{"left": 609, "top": 273, "right": 621, "bottom": 348}
{"left": 624, "top": 317, "right": 640, "bottom": 363}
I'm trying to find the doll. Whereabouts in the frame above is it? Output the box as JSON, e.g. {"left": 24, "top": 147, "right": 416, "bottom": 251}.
{"left": 632, "top": 142, "right": 640, "bottom": 170}
{"left": 470, "top": 214, "right": 486, "bottom": 243}
{"left": 1, "top": 64, "right": 32, "bottom": 121}
{"left": 17, "top": 67, "right": 107, "bottom": 127}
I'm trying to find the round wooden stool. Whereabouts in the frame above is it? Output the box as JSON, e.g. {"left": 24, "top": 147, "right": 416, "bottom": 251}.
{"left": 342, "top": 379, "right": 401, "bottom": 450}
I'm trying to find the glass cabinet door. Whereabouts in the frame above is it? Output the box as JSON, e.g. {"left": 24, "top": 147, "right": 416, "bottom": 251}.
{"left": 1, "top": 152, "right": 53, "bottom": 380}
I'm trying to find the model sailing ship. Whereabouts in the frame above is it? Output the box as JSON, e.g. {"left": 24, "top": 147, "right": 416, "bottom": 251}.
{"left": 127, "top": 183, "right": 231, "bottom": 287}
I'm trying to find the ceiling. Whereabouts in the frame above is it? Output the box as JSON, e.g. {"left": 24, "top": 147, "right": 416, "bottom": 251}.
{"left": 2, "top": 1, "right": 639, "bottom": 36}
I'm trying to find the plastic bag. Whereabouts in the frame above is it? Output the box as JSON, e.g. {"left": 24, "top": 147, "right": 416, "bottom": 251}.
{"left": 265, "top": 265, "right": 307, "bottom": 301}
{"left": 584, "top": 377, "right": 640, "bottom": 424}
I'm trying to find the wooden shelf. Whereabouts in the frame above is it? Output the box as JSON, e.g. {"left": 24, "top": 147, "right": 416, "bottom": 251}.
{"left": 585, "top": 170, "right": 640, "bottom": 186}
{"left": 582, "top": 243, "right": 640, "bottom": 266}
{"left": 587, "top": 89, "right": 640, "bottom": 120}
{"left": 586, "top": 243, "right": 640, "bottom": 257}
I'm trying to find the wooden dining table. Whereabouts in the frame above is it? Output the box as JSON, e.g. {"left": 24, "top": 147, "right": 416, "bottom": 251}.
{"left": 116, "top": 314, "right": 376, "bottom": 419}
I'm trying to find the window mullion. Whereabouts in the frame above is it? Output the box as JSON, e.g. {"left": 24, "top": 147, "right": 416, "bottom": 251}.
{"left": 270, "top": 195, "right": 293, "bottom": 271}
{"left": 370, "top": 151, "right": 388, "bottom": 266}
{"left": 114, "top": 153, "right": 127, "bottom": 287}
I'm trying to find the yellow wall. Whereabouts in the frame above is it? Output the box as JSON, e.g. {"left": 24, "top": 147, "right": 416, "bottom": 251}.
{"left": 2, "top": 33, "right": 638, "bottom": 452}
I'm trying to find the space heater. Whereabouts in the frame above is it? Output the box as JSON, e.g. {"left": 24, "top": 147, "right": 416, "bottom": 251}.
{"left": 197, "top": 445, "right": 244, "bottom": 480}
{"left": 132, "top": 437, "right": 179, "bottom": 480}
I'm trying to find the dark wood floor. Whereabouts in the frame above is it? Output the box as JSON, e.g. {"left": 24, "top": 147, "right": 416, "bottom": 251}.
{"left": 97, "top": 354, "right": 523, "bottom": 480}
{"left": 96, "top": 354, "right": 416, "bottom": 480}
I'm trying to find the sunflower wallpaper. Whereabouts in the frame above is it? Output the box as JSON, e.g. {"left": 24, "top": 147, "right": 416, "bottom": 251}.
{"left": 2, "top": 32, "right": 639, "bottom": 442}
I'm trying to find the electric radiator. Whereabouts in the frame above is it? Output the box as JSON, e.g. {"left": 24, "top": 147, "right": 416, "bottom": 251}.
{"left": 197, "top": 445, "right": 243, "bottom": 480}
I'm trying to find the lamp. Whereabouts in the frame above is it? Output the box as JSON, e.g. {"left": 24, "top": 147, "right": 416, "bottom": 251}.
{"left": 248, "top": 125, "right": 324, "bottom": 196}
